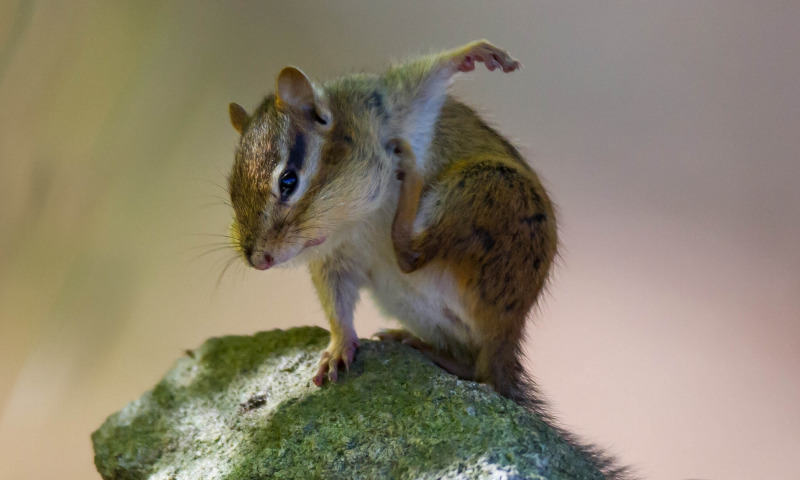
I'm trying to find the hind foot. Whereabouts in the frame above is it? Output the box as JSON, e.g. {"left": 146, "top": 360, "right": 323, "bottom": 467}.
{"left": 374, "top": 329, "right": 475, "bottom": 379}
{"left": 451, "top": 40, "right": 521, "bottom": 73}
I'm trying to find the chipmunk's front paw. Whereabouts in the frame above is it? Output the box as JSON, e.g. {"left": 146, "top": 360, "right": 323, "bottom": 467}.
{"left": 455, "top": 40, "right": 521, "bottom": 73}
{"left": 313, "top": 336, "right": 359, "bottom": 386}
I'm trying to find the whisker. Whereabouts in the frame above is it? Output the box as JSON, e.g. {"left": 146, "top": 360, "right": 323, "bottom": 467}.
{"left": 191, "top": 177, "right": 230, "bottom": 194}
{"left": 192, "top": 245, "right": 236, "bottom": 258}
{"left": 215, "top": 254, "right": 240, "bottom": 293}
{"left": 190, "top": 233, "right": 237, "bottom": 240}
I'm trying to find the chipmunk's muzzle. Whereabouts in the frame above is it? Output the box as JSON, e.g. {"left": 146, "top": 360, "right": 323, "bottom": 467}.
{"left": 250, "top": 252, "right": 275, "bottom": 270}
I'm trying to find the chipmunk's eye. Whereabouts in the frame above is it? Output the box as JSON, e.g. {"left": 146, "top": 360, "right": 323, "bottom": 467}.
{"left": 313, "top": 109, "right": 329, "bottom": 126}
{"left": 279, "top": 169, "right": 298, "bottom": 201}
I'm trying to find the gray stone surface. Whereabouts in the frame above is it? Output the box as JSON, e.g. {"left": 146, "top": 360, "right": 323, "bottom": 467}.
{"left": 92, "top": 327, "right": 613, "bottom": 479}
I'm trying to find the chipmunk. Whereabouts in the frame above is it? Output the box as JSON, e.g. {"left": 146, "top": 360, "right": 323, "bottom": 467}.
{"left": 226, "top": 40, "right": 557, "bottom": 406}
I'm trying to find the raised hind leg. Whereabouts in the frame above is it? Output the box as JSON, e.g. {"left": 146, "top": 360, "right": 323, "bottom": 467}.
{"left": 382, "top": 41, "right": 520, "bottom": 163}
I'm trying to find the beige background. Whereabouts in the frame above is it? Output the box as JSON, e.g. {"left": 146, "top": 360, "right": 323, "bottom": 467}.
{"left": 1, "top": 2, "right": 799, "bottom": 479}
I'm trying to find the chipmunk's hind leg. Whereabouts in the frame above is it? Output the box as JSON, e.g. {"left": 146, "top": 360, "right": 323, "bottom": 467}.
{"left": 449, "top": 40, "right": 521, "bottom": 73}
{"left": 412, "top": 157, "right": 556, "bottom": 405}
{"left": 382, "top": 41, "right": 520, "bottom": 160}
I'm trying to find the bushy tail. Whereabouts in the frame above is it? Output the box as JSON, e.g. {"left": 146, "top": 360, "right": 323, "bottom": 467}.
{"left": 482, "top": 344, "right": 635, "bottom": 480}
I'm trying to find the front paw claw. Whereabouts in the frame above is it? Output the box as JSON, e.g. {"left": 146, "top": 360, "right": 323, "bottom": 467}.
{"left": 313, "top": 338, "right": 359, "bottom": 386}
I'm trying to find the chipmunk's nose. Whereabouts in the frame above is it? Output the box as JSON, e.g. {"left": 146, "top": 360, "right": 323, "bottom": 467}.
{"left": 251, "top": 252, "right": 274, "bottom": 270}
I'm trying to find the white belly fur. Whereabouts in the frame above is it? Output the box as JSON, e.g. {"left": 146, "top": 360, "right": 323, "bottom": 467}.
{"left": 360, "top": 232, "right": 474, "bottom": 352}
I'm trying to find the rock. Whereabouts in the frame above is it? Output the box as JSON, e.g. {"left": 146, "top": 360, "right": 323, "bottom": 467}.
{"left": 92, "top": 327, "right": 617, "bottom": 479}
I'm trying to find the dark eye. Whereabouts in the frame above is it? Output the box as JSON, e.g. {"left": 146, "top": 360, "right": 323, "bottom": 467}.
{"left": 313, "top": 110, "right": 329, "bottom": 126}
{"left": 279, "top": 169, "right": 298, "bottom": 201}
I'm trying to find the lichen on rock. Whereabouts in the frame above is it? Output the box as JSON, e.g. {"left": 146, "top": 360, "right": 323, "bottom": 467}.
{"left": 92, "top": 327, "right": 613, "bottom": 479}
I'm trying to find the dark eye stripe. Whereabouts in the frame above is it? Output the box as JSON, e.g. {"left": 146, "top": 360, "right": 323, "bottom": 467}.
{"left": 287, "top": 132, "right": 306, "bottom": 171}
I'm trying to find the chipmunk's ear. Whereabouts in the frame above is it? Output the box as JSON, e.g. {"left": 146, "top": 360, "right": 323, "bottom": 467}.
{"left": 228, "top": 103, "right": 249, "bottom": 134}
{"left": 276, "top": 66, "right": 315, "bottom": 109}
{"left": 276, "top": 66, "right": 331, "bottom": 128}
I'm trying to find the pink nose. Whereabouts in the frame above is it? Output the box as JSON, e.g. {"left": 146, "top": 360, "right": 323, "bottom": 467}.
{"left": 254, "top": 253, "right": 274, "bottom": 270}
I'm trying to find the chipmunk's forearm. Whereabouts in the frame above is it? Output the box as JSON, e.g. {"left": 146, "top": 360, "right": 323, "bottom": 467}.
{"left": 390, "top": 139, "right": 426, "bottom": 273}
{"left": 309, "top": 260, "right": 360, "bottom": 385}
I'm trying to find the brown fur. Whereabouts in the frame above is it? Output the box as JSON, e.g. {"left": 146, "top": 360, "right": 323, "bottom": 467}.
{"left": 389, "top": 137, "right": 556, "bottom": 400}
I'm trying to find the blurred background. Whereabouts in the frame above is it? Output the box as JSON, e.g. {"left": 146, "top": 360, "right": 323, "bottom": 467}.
{"left": 1, "top": 2, "right": 798, "bottom": 479}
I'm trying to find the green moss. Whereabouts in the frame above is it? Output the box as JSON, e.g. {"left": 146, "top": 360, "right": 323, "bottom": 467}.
{"left": 92, "top": 327, "right": 608, "bottom": 479}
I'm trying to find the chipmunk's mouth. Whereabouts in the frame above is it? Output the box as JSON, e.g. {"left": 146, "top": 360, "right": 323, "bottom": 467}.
{"left": 302, "top": 237, "right": 327, "bottom": 249}
{"left": 251, "top": 237, "right": 327, "bottom": 271}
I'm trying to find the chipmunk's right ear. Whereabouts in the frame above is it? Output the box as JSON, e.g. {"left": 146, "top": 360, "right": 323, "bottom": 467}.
{"left": 276, "top": 66, "right": 332, "bottom": 129}
{"left": 229, "top": 103, "right": 249, "bottom": 135}
{"left": 276, "top": 66, "right": 315, "bottom": 110}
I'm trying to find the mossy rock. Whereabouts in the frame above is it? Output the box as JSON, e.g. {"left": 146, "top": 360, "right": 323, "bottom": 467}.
{"left": 92, "top": 327, "right": 616, "bottom": 479}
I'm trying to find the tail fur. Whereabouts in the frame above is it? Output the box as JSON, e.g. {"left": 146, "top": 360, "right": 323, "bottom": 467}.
{"left": 487, "top": 346, "right": 635, "bottom": 480}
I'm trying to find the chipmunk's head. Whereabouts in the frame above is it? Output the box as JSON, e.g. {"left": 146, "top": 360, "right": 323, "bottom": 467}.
{"left": 227, "top": 67, "right": 391, "bottom": 269}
